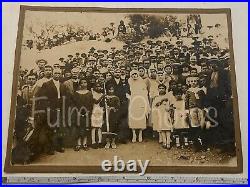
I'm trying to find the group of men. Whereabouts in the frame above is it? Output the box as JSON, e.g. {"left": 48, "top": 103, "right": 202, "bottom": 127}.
{"left": 14, "top": 26, "right": 236, "bottom": 163}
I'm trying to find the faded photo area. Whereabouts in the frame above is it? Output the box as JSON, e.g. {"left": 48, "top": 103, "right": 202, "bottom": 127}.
{"left": 6, "top": 7, "right": 242, "bottom": 173}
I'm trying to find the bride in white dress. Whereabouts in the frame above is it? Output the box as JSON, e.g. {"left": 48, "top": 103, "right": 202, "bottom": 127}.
{"left": 128, "top": 70, "right": 150, "bottom": 143}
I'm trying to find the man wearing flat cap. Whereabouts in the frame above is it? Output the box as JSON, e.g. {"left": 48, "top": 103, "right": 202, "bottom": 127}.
{"left": 179, "top": 63, "right": 191, "bottom": 85}
{"left": 63, "top": 67, "right": 80, "bottom": 95}
{"left": 33, "top": 65, "right": 53, "bottom": 96}
{"left": 171, "top": 62, "right": 182, "bottom": 82}
{"left": 171, "top": 47, "right": 181, "bottom": 62}
{"left": 198, "top": 73, "right": 209, "bottom": 94}
{"left": 21, "top": 71, "right": 37, "bottom": 106}
{"left": 87, "top": 56, "right": 97, "bottom": 67}
{"left": 75, "top": 52, "right": 83, "bottom": 65}
{"left": 176, "top": 39, "right": 183, "bottom": 49}
{"left": 66, "top": 54, "right": 73, "bottom": 63}
{"left": 34, "top": 59, "right": 47, "bottom": 76}
{"left": 59, "top": 57, "right": 65, "bottom": 64}
{"left": 190, "top": 55, "right": 202, "bottom": 73}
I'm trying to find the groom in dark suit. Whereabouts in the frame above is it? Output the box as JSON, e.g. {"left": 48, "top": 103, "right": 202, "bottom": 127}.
{"left": 40, "top": 68, "right": 67, "bottom": 155}
{"left": 107, "top": 68, "right": 131, "bottom": 143}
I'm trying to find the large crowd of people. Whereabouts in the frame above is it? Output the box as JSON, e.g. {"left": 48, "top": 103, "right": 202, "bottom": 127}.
{"left": 24, "top": 22, "right": 118, "bottom": 51}
{"left": 24, "top": 15, "right": 206, "bottom": 51}
{"left": 12, "top": 17, "right": 235, "bottom": 164}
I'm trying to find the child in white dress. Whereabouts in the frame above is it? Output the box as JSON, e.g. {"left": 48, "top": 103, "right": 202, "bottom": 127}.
{"left": 91, "top": 82, "right": 105, "bottom": 148}
{"left": 172, "top": 88, "right": 190, "bottom": 148}
{"left": 152, "top": 84, "right": 173, "bottom": 149}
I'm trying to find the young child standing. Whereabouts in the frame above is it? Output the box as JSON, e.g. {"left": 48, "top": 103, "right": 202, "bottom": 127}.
{"left": 91, "top": 82, "right": 105, "bottom": 149}
{"left": 185, "top": 75, "right": 206, "bottom": 151}
{"left": 152, "top": 84, "right": 173, "bottom": 149}
{"left": 172, "top": 88, "right": 190, "bottom": 148}
{"left": 103, "top": 84, "right": 120, "bottom": 149}
{"left": 73, "top": 78, "right": 94, "bottom": 151}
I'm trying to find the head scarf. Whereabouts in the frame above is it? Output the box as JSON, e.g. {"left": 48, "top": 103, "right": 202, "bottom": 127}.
{"left": 130, "top": 70, "right": 140, "bottom": 79}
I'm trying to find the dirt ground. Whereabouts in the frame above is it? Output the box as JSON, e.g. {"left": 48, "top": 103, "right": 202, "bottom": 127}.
{"left": 30, "top": 139, "right": 237, "bottom": 167}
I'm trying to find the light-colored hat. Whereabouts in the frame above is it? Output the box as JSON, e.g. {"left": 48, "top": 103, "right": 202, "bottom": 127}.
{"left": 88, "top": 56, "right": 96, "bottom": 61}
{"left": 36, "top": 59, "right": 47, "bottom": 65}
{"left": 220, "top": 53, "right": 230, "bottom": 60}
{"left": 71, "top": 67, "right": 80, "bottom": 74}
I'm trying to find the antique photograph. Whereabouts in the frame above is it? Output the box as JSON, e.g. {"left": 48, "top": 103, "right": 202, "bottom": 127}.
{"left": 4, "top": 6, "right": 242, "bottom": 174}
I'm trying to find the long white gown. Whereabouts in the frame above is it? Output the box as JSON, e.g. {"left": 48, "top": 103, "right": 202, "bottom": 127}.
{"left": 128, "top": 77, "right": 150, "bottom": 129}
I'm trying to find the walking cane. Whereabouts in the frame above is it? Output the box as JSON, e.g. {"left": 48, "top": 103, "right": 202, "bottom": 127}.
{"left": 102, "top": 81, "right": 117, "bottom": 136}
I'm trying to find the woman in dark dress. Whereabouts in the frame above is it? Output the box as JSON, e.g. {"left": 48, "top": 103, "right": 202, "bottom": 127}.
{"left": 73, "top": 78, "right": 94, "bottom": 151}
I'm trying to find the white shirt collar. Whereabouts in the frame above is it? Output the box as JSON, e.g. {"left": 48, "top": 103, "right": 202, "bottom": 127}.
{"left": 114, "top": 77, "right": 120, "bottom": 84}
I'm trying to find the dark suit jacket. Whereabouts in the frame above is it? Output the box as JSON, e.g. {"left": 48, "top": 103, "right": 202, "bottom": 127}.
{"left": 107, "top": 78, "right": 130, "bottom": 103}
{"left": 40, "top": 79, "right": 67, "bottom": 110}
{"left": 185, "top": 89, "right": 206, "bottom": 110}
{"left": 63, "top": 79, "right": 76, "bottom": 95}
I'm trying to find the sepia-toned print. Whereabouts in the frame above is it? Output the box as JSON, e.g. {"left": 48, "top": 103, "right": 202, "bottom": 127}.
{"left": 4, "top": 6, "right": 242, "bottom": 174}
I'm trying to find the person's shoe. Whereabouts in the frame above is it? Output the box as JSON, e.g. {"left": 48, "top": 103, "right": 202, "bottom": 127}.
{"left": 202, "top": 145, "right": 208, "bottom": 152}
{"left": 132, "top": 137, "right": 136, "bottom": 143}
{"left": 111, "top": 142, "right": 117, "bottom": 149}
{"left": 91, "top": 143, "right": 98, "bottom": 149}
{"left": 74, "top": 145, "right": 81, "bottom": 152}
{"left": 57, "top": 147, "right": 65, "bottom": 153}
{"left": 184, "top": 137, "right": 189, "bottom": 146}
{"left": 98, "top": 143, "right": 103, "bottom": 148}
{"left": 82, "top": 145, "right": 89, "bottom": 151}
{"left": 176, "top": 137, "right": 180, "bottom": 148}
{"left": 162, "top": 144, "right": 167, "bottom": 149}
{"left": 47, "top": 150, "right": 55, "bottom": 155}
{"left": 105, "top": 142, "right": 111, "bottom": 149}
{"left": 138, "top": 135, "right": 143, "bottom": 143}
{"left": 166, "top": 144, "right": 171, "bottom": 150}
{"left": 159, "top": 136, "right": 163, "bottom": 144}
